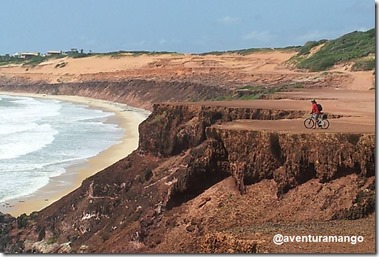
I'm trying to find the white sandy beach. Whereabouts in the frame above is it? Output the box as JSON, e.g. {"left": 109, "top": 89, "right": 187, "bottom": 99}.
{"left": 0, "top": 92, "right": 149, "bottom": 217}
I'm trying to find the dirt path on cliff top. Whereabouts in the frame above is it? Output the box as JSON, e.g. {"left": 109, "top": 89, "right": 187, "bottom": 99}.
{"left": 173, "top": 88, "right": 375, "bottom": 134}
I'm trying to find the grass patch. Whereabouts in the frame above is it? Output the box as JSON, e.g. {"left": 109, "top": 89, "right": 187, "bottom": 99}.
{"left": 0, "top": 50, "right": 180, "bottom": 66}
{"left": 297, "top": 40, "right": 328, "bottom": 55}
{"left": 292, "top": 28, "right": 375, "bottom": 71}
{"left": 0, "top": 55, "right": 24, "bottom": 66}
{"left": 22, "top": 56, "right": 47, "bottom": 66}
{"left": 47, "top": 235, "right": 58, "bottom": 245}
{"left": 0, "top": 54, "right": 68, "bottom": 67}
{"left": 210, "top": 83, "right": 304, "bottom": 101}
{"left": 94, "top": 50, "right": 180, "bottom": 57}
{"left": 351, "top": 57, "right": 376, "bottom": 71}
{"left": 212, "top": 95, "right": 234, "bottom": 101}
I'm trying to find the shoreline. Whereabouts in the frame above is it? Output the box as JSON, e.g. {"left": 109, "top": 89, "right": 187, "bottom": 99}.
{"left": 0, "top": 92, "right": 150, "bottom": 217}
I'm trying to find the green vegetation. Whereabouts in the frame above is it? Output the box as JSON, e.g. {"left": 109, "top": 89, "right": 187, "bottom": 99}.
{"left": 237, "top": 83, "right": 304, "bottom": 100}
{"left": 0, "top": 50, "right": 181, "bottom": 66}
{"left": 150, "top": 111, "right": 167, "bottom": 124}
{"left": 93, "top": 50, "right": 181, "bottom": 58}
{"left": 47, "top": 235, "right": 58, "bottom": 245}
{"left": 297, "top": 40, "right": 328, "bottom": 55}
{"left": 292, "top": 28, "right": 375, "bottom": 71}
{"left": 211, "top": 83, "right": 304, "bottom": 101}
{"left": 22, "top": 55, "right": 48, "bottom": 66}
{"left": 351, "top": 57, "right": 376, "bottom": 71}
{"left": 0, "top": 53, "right": 69, "bottom": 67}
{"left": 70, "top": 53, "right": 93, "bottom": 58}
{"left": 16, "top": 214, "right": 30, "bottom": 229}
{"left": 0, "top": 55, "right": 24, "bottom": 66}
{"left": 212, "top": 95, "right": 235, "bottom": 101}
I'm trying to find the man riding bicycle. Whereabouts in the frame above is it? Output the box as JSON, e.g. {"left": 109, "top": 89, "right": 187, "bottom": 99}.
{"left": 310, "top": 99, "right": 321, "bottom": 127}
{"left": 304, "top": 99, "right": 329, "bottom": 129}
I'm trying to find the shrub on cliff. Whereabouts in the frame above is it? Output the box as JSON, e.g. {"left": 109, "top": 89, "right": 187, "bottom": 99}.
{"left": 297, "top": 40, "right": 328, "bottom": 55}
{"left": 351, "top": 57, "right": 376, "bottom": 71}
{"left": 293, "top": 28, "right": 375, "bottom": 71}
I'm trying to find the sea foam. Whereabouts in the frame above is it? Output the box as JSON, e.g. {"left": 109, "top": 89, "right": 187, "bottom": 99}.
{"left": 0, "top": 95, "right": 124, "bottom": 203}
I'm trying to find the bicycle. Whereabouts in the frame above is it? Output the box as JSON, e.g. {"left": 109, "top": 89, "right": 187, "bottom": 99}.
{"left": 304, "top": 113, "right": 330, "bottom": 129}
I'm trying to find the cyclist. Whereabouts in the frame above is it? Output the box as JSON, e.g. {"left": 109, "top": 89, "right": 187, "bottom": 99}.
{"left": 310, "top": 99, "right": 321, "bottom": 128}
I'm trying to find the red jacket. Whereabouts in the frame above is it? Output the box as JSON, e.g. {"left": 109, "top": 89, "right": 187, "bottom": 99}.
{"left": 311, "top": 103, "right": 320, "bottom": 114}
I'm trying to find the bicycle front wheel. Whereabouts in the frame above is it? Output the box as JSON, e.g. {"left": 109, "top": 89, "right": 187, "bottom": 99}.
{"left": 304, "top": 118, "right": 314, "bottom": 129}
{"left": 320, "top": 119, "right": 330, "bottom": 129}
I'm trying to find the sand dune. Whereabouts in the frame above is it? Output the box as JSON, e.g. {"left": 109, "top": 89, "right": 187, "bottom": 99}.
{"left": 0, "top": 51, "right": 374, "bottom": 90}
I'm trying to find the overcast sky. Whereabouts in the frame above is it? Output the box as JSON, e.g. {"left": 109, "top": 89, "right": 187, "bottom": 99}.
{"left": 0, "top": 0, "right": 375, "bottom": 55}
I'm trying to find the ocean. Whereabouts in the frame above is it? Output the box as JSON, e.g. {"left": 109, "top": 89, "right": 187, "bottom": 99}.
{"left": 0, "top": 95, "right": 125, "bottom": 204}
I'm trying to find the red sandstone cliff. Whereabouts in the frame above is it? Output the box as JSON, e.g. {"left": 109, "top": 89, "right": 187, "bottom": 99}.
{"left": 0, "top": 102, "right": 374, "bottom": 253}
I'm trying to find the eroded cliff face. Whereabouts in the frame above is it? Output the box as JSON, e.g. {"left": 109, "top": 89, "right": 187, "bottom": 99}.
{"left": 0, "top": 79, "right": 230, "bottom": 110}
{"left": 138, "top": 103, "right": 306, "bottom": 156}
{"left": 0, "top": 103, "right": 375, "bottom": 253}
{"left": 207, "top": 128, "right": 374, "bottom": 193}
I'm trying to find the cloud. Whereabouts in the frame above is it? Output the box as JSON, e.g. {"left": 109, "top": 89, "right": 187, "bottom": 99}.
{"left": 242, "top": 30, "right": 276, "bottom": 42}
{"left": 218, "top": 16, "right": 241, "bottom": 25}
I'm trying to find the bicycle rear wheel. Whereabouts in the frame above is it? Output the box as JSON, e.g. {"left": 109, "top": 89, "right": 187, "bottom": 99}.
{"left": 304, "top": 118, "right": 314, "bottom": 129}
{"left": 320, "top": 119, "right": 330, "bottom": 129}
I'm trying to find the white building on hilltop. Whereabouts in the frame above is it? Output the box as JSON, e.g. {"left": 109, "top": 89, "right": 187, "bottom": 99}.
{"left": 46, "top": 50, "right": 63, "bottom": 56}
{"left": 18, "top": 52, "right": 40, "bottom": 59}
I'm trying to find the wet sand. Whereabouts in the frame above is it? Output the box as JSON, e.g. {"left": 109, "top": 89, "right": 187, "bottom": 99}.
{"left": 0, "top": 92, "right": 150, "bottom": 217}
